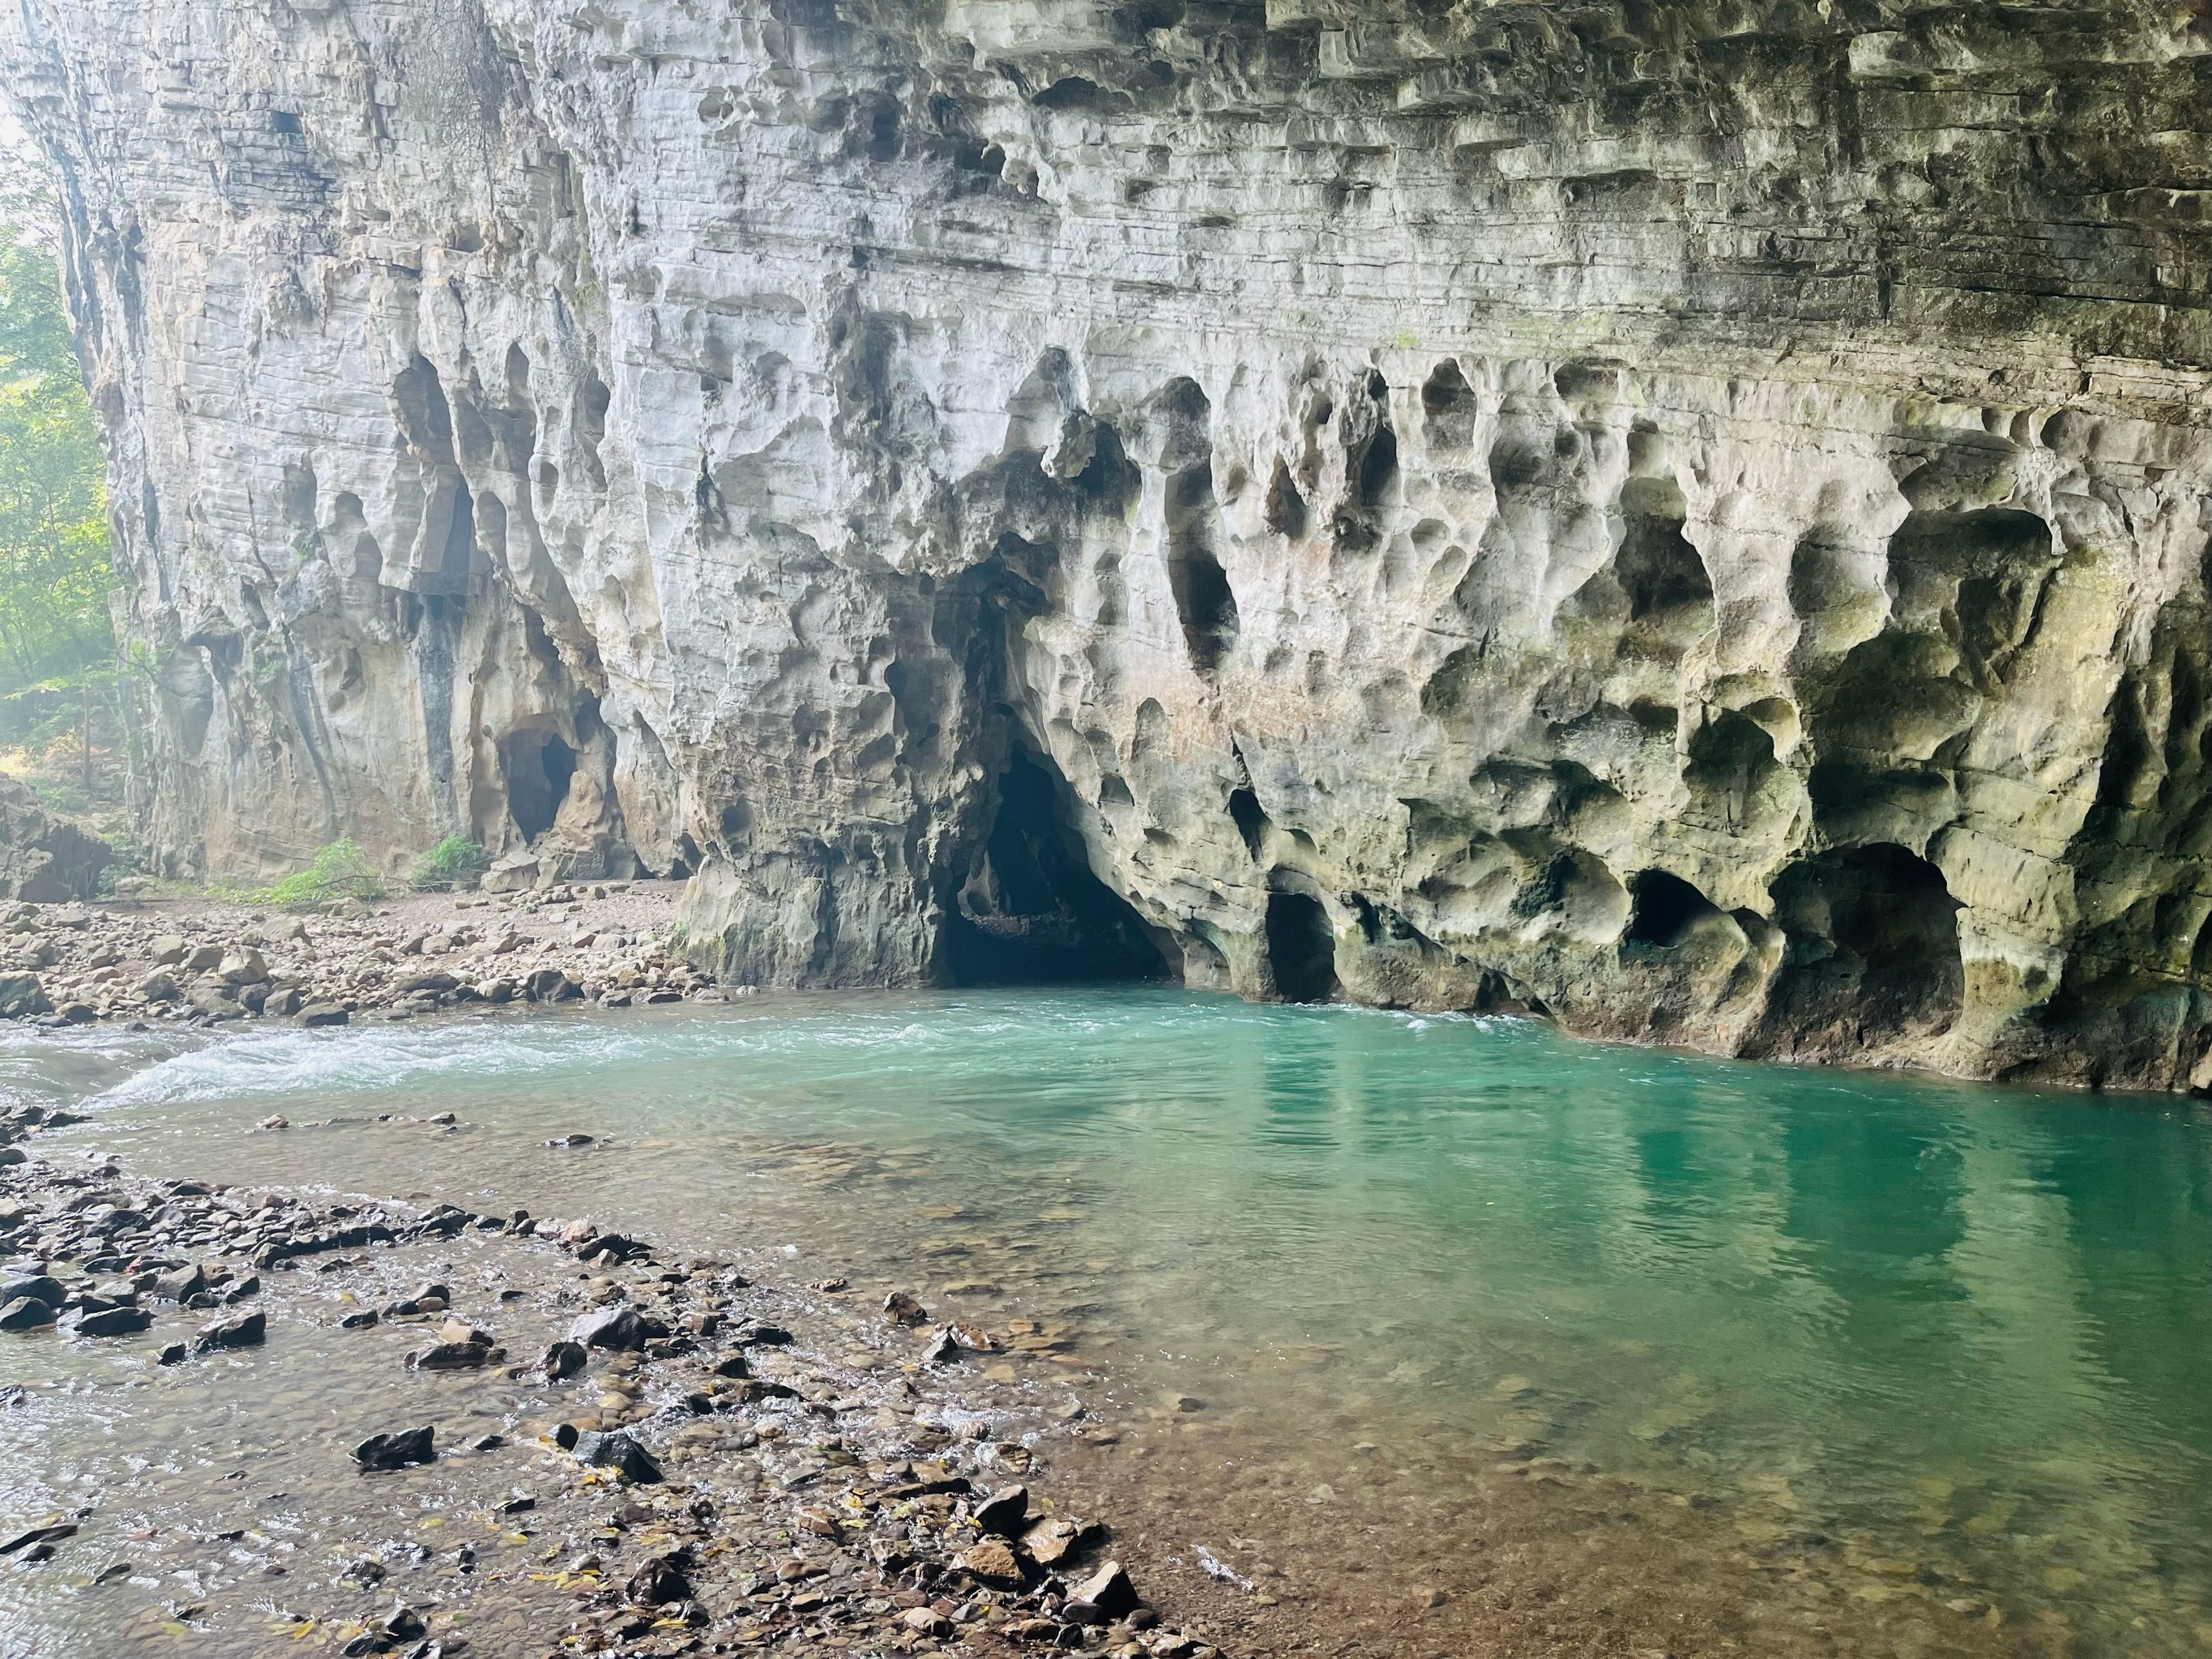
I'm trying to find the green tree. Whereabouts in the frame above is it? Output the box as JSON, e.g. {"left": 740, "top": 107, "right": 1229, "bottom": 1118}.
{"left": 0, "top": 222, "right": 109, "bottom": 689}
{"left": 0, "top": 143, "right": 123, "bottom": 830}
{"left": 0, "top": 205, "right": 111, "bottom": 690}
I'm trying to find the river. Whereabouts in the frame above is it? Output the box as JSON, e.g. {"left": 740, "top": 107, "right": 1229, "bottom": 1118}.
{"left": 4, "top": 989, "right": 2210, "bottom": 1657}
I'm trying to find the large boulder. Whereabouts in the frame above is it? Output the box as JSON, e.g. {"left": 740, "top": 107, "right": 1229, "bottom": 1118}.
{"left": 0, "top": 776, "right": 110, "bottom": 902}
{"left": 480, "top": 855, "right": 540, "bottom": 893}
{"left": 0, "top": 974, "right": 49, "bottom": 1020}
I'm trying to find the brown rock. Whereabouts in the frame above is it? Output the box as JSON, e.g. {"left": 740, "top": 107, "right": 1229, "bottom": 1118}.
{"left": 1019, "top": 1517, "right": 1080, "bottom": 1567}
{"left": 1072, "top": 1560, "right": 1138, "bottom": 1618}
{"left": 882, "top": 1289, "right": 929, "bottom": 1326}
{"left": 956, "top": 1537, "right": 1024, "bottom": 1587}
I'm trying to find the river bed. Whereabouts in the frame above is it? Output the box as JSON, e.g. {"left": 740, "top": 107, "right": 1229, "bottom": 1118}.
{"left": 5, "top": 988, "right": 2210, "bottom": 1657}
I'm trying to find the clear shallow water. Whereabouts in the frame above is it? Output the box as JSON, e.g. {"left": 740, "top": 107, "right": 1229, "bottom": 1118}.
{"left": 13, "top": 990, "right": 2212, "bottom": 1653}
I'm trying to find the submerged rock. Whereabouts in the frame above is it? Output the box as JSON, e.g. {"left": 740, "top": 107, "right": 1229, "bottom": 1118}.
{"left": 882, "top": 1290, "right": 929, "bottom": 1327}
{"left": 411, "top": 1340, "right": 493, "bottom": 1371}
{"left": 626, "top": 1552, "right": 693, "bottom": 1606}
{"left": 353, "top": 1427, "right": 436, "bottom": 1473}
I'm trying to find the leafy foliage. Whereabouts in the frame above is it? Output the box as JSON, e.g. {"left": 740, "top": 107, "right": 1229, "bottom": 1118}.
{"left": 263, "top": 839, "right": 386, "bottom": 911}
{"left": 412, "top": 834, "right": 488, "bottom": 890}
{"left": 0, "top": 207, "right": 112, "bottom": 692}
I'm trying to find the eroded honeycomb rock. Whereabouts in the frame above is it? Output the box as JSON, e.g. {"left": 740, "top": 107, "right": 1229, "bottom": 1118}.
{"left": 11, "top": 0, "right": 2212, "bottom": 1084}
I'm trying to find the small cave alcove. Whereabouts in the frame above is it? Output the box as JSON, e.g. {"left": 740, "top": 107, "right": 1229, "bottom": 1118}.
{"left": 942, "top": 746, "right": 1176, "bottom": 986}
{"left": 1768, "top": 842, "right": 1964, "bottom": 1036}
{"left": 1265, "top": 887, "right": 1339, "bottom": 1003}
{"left": 1624, "top": 868, "right": 1724, "bottom": 949}
{"left": 503, "top": 728, "right": 577, "bottom": 841}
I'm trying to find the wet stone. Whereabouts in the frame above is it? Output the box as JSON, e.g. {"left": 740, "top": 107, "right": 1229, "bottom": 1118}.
{"left": 629, "top": 1552, "right": 694, "bottom": 1605}
{"left": 154, "top": 1263, "right": 206, "bottom": 1303}
{"left": 410, "top": 1340, "right": 491, "bottom": 1371}
{"left": 354, "top": 1426, "right": 436, "bottom": 1472}
{"left": 883, "top": 1289, "right": 929, "bottom": 1325}
{"left": 194, "top": 1308, "right": 266, "bottom": 1350}
{"left": 570, "top": 1303, "right": 665, "bottom": 1350}
{"left": 1073, "top": 1561, "right": 1140, "bottom": 1619}
{"left": 957, "top": 1537, "right": 1025, "bottom": 1587}
{"left": 575, "top": 1430, "right": 664, "bottom": 1484}
{"left": 69, "top": 1304, "right": 152, "bottom": 1337}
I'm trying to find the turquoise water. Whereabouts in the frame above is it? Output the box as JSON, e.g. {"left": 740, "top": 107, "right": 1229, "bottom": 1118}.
{"left": 15, "top": 989, "right": 2212, "bottom": 1649}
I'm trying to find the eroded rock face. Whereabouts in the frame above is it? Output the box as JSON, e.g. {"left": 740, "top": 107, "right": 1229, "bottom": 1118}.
{"left": 0, "top": 776, "right": 111, "bottom": 902}
{"left": 10, "top": 0, "right": 2212, "bottom": 1085}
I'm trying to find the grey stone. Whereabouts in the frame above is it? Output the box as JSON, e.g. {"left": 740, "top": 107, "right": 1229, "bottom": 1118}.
{"left": 0, "top": 1295, "right": 55, "bottom": 1331}
{"left": 568, "top": 1304, "right": 664, "bottom": 1351}
{"left": 194, "top": 1309, "right": 266, "bottom": 1351}
{"left": 0, "top": 777, "right": 109, "bottom": 902}
{"left": 0, "top": 974, "right": 49, "bottom": 1021}
{"left": 69, "top": 1306, "right": 153, "bottom": 1338}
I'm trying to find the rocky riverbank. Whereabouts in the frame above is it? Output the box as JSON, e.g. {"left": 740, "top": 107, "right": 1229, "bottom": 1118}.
{"left": 0, "top": 1102, "right": 1233, "bottom": 1659}
{"left": 0, "top": 881, "right": 707, "bottom": 1030}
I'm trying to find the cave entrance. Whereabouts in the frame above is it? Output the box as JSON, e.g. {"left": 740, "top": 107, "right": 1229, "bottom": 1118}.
{"left": 503, "top": 729, "right": 576, "bottom": 842}
{"left": 1265, "top": 889, "right": 1339, "bottom": 1003}
{"left": 1768, "top": 842, "right": 1963, "bottom": 1036}
{"left": 942, "top": 746, "right": 1175, "bottom": 986}
{"left": 1624, "top": 868, "right": 1723, "bottom": 949}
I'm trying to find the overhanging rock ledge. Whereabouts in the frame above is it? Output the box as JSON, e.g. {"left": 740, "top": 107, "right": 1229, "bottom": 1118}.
{"left": 11, "top": 0, "right": 2212, "bottom": 1087}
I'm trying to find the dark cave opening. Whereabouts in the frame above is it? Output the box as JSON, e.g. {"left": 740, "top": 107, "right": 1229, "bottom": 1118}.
{"left": 942, "top": 746, "right": 1175, "bottom": 986}
{"left": 1624, "top": 868, "right": 1723, "bottom": 949}
{"left": 1769, "top": 842, "right": 1964, "bottom": 1034}
{"left": 1228, "top": 787, "right": 1267, "bottom": 859}
{"left": 503, "top": 729, "right": 577, "bottom": 842}
{"left": 1265, "top": 889, "right": 1339, "bottom": 1003}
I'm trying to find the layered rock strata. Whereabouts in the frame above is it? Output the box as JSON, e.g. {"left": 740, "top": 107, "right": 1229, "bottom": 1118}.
{"left": 11, "top": 0, "right": 2212, "bottom": 1085}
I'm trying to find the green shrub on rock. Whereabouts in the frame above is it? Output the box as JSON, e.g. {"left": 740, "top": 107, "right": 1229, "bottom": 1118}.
{"left": 411, "top": 834, "right": 488, "bottom": 891}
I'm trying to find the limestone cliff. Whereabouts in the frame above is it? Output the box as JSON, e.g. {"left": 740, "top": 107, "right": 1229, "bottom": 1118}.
{"left": 10, "top": 0, "right": 2212, "bottom": 1085}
